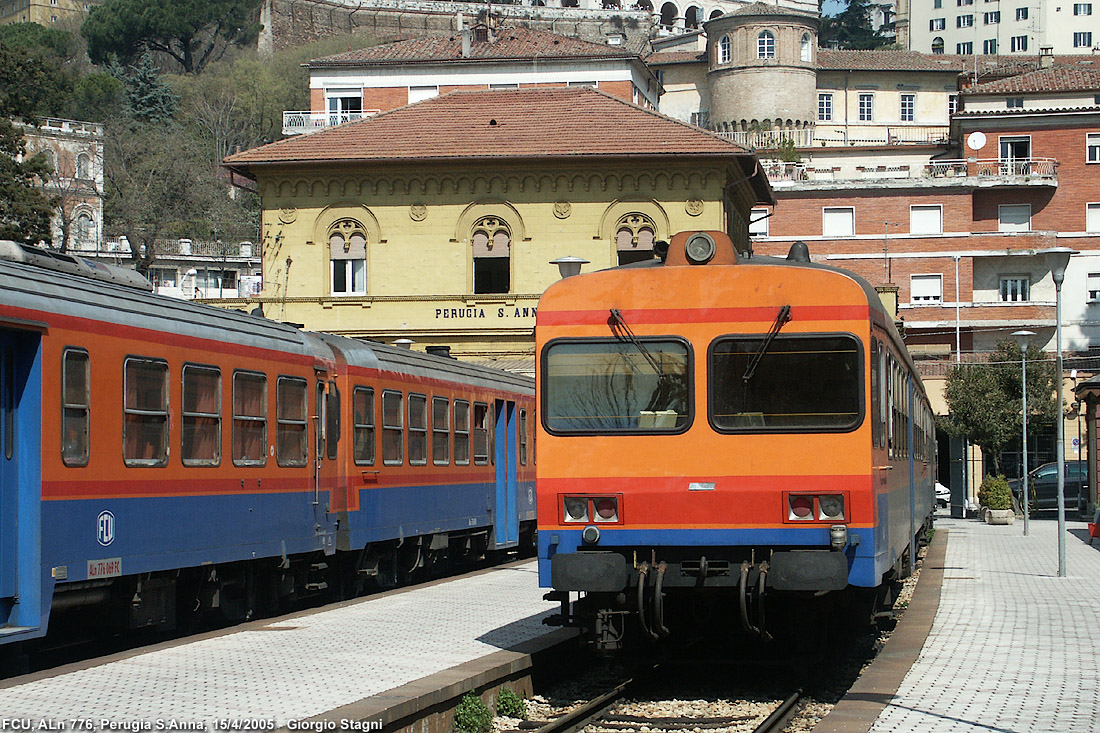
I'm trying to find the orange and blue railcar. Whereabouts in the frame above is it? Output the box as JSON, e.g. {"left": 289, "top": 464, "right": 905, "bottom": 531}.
{"left": 536, "top": 231, "right": 935, "bottom": 649}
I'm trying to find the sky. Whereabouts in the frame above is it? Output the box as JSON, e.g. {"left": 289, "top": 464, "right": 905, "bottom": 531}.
{"left": 822, "top": 0, "right": 844, "bottom": 16}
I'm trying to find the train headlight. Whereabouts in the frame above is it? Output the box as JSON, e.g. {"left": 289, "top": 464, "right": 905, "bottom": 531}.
{"left": 818, "top": 494, "right": 845, "bottom": 521}
{"left": 685, "top": 232, "right": 717, "bottom": 265}
{"left": 594, "top": 497, "right": 618, "bottom": 522}
{"left": 564, "top": 497, "right": 589, "bottom": 523}
{"left": 789, "top": 495, "right": 814, "bottom": 520}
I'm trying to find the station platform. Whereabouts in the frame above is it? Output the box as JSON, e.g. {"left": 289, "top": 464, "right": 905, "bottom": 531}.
{"left": 0, "top": 560, "right": 560, "bottom": 729}
{"left": 823, "top": 514, "right": 1100, "bottom": 733}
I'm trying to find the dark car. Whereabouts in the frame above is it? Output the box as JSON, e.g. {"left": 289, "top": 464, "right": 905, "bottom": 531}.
{"left": 1010, "top": 460, "right": 1088, "bottom": 518}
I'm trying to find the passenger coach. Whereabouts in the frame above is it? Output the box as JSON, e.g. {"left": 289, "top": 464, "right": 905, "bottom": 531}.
{"left": 0, "top": 241, "right": 534, "bottom": 645}
{"left": 536, "top": 231, "right": 935, "bottom": 649}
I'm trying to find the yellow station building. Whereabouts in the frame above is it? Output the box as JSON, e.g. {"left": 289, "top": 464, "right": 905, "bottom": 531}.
{"left": 223, "top": 86, "right": 772, "bottom": 364}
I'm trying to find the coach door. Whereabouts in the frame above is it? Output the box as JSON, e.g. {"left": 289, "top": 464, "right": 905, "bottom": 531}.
{"left": 494, "top": 399, "right": 519, "bottom": 547}
{"left": 0, "top": 327, "right": 42, "bottom": 634}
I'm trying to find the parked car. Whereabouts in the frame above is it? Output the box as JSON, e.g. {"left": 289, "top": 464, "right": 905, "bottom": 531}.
{"left": 935, "top": 482, "right": 951, "bottom": 508}
{"left": 1009, "top": 460, "right": 1088, "bottom": 518}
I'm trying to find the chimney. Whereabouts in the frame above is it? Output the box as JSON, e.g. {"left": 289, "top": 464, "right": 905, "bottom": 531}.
{"left": 462, "top": 27, "right": 471, "bottom": 57}
{"left": 1039, "top": 46, "right": 1054, "bottom": 69}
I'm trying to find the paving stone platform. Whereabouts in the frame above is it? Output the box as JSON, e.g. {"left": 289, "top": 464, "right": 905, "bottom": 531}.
{"left": 0, "top": 560, "right": 557, "bottom": 729}
{"left": 870, "top": 515, "right": 1100, "bottom": 733}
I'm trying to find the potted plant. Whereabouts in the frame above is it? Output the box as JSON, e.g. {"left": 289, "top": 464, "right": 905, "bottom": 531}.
{"left": 978, "top": 475, "right": 1015, "bottom": 525}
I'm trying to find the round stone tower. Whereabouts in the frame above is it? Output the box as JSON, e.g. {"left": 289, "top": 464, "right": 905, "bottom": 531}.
{"left": 704, "top": 2, "right": 819, "bottom": 135}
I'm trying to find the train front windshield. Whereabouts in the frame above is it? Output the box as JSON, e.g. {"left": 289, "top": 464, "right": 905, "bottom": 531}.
{"left": 709, "top": 334, "right": 862, "bottom": 431}
{"left": 543, "top": 340, "right": 690, "bottom": 433}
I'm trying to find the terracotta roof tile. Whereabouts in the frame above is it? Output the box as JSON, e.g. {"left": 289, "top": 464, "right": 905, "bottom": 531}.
{"left": 309, "top": 26, "right": 638, "bottom": 66}
{"left": 730, "top": 2, "right": 817, "bottom": 17}
{"left": 225, "top": 87, "right": 755, "bottom": 168}
{"left": 817, "top": 49, "right": 971, "bottom": 72}
{"left": 963, "top": 65, "right": 1100, "bottom": 95}
{"left": 645, "top": 49, "right": 707, "bottom": 65}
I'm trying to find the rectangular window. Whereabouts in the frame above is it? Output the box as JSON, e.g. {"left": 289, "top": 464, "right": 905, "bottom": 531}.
{"left": 353, "top": 386, "right": 375, "bottom": 465}
{"left": 900, "top": 93, "right": 915, "bottom": 122}
{"left": 957, "top": 41, "right": 973, "bottom": 54}
{"left": 276, "top": 377, "right": 308, "bottom": 467}
{"left": 930, "top": 17, "right": 946, "bottom": 30}
{"left": 957, "top": 0, "right": 972, "bottom": 5}
{"left": 709, "top": 335, "right": 862, "bottom": 431}
{"left": 749, "top": 208, "right": 770, "bottom": 236}
{"left": 473, "top": 402, "right": 490, "bottom": 464}
{"left": 124, "top": 358, "right": 169, "bottom": 466}
{"left": 1075, "top": 31, "right": 1093, "bottom": 47}
{"left": 1075, "top": 3, "right": 1093, "bottom": 14}
{"left": 542, "top": 340, "right": 691, "bottom": 433}
{"left": 1088, "top": 133, "right": 1100, "bottom": 163}
{"left": 958, "top": 14, "right": 973, "bottom": 27}
{"left": 519, "top": 408, "right": 528, "bottom": 466}
{"left": 62, "top": 349, "right": 89, "bottom": 466}
{"left": 983, "top": 38, "right": 998, "bottom": 54}
{"left": 408, "top": 393, "right": 427, "bottom": 466}
{"left": 454, "top": 399, "right": 471, "bottom": 465}
{"left": 326, "top": 383, "right": 339, "bottom": 461}
{"left": 232, "top": 371, "right": 267, "bottom": 466}
{"left": 408, "top": 85, "right": 439, "bottom": 102}
{"left": 1007, "top": 97, "right": 1024, "bottom": 108}
{"left": 182, "top": 364, "right": 220, "bottom": 466}
{"left": 934, "top": 0, "right": 942, "bottom": 6}
{"left": 911, "top": 274, "right": 944, "bottom": 303}
{"left": 858, "top": 93, "right": 874, "bottom": 121}
{"left": 822, "top": 207, "right": 855, "bottom": 237}
{"left": 1088, "top": 272, "right": 1100, "bottom": 301}
{"left": 382, "top": 390, "right": 403, "bottom": 465}
{"left": 1011, "top": 35, "right": 1028, "bottom": 52}
{"left": 910, "top": 204, "right": 943, "bottom": 234}
{"left": 949, "top": 93, "right": 959, "bottom": 115}
{"left": 1016, "top": 7, "right": 1028, "bottom": 19}
{"left": 818, "top": 92, "right": 833, "bottom": 121}
{"left": 999, "top": 203, "right": 1032, "bottom": 232}
{"left": 984, "top": 11, "right": 1000, "bottom": 23}
{"left": 1089, "top": 203, "right": 1100, "bottom": 232}
{"left": 432, "top": 396, "right": 450, "bottom": 465}
{"left": 331, "top": 259, "right": 366, "bottom": 296}
{"left": 1000, "top": 275, "right": 1030, "bottom": 302}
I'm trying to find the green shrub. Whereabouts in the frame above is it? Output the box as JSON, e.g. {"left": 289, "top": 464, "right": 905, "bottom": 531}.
{"left": 454, "top": 692, "right": 492, "bottom": 733}
{"left": 978, "top": 474, "right": 1012, "bottom": 511}
{"left": 496, "top": 688, "right": 527, "bottom": 719}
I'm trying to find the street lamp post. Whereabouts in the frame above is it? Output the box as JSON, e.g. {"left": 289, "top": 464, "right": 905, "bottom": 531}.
{"left": 1041, "top": 246, "right": 1077, "bottom": 578}
{"left": 1013, "top": 330, "right": 1035, "bottom": 537}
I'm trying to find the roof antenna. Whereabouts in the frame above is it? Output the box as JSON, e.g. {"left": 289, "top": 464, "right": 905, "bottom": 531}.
{"left": 787, "top": 241, "right": 810, "bottom": 262}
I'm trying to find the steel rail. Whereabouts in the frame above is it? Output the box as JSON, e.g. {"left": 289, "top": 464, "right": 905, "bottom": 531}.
{"left": 753, "top": 689, "right": 802, "bottom": 733}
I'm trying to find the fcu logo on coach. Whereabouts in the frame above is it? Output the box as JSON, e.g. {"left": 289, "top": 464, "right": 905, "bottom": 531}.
{"left": 97, "top": 510, "right": 115, "bottom": 546}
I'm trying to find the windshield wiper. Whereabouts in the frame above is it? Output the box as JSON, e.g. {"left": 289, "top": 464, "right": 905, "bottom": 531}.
{"left": 743, "top": 304, "right": 791, "bottom": 384}
{"left": 609, "top": 308, "right": 662, "bottom": 375}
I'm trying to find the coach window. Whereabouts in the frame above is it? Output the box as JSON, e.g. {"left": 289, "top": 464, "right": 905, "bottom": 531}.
{"left": 615, "top": 213, "right": 657, "bottom": 266}
{"left": 124, "top": 357, "right": 169, "bottom": 466}
{"left": 326, "top": 382, "right": 340, "bottom": 460}
{"left": 472, "top": 216, "right": 510, "bottom": 294}
{"left": 409, "top": 393, "right": 428, "bottom": 465}
{"left": 382, "top": 390, "right": 403, "bottom": 465}
{"left": 710, "top": 335, "right": 861, "bottom": 432}
{"left": 543, "top": 340, "right": 690, "bottom": 433}
{"left": 62, "top": 348, "right": 90, "bottom": 466}
{"left": 473, "top": 402, "right": 490, "bottom": 464}
{"left": 329, "top": 219, "right": 367, "bottom": 296}
{"left": 353, "top": 387, "right": 375, "bottom": 465}
{"left": 182, "top": 364, "right": 221, "bottom": 466}
{"left": 277, "top": 377, "right": 308, "bottom": 467}
{"left": 233, "top": 371, "right": 267, "bottom": 466}
{"left": 519, "top": 408, "right": 528, "bottom": 466}
{"left": 454, "top": 399, "right": 471, "bottom": 465}
{"left": 432, "top": 396, "right": 450, "bottom": 465}
{"left": 870, "top": 339, "right": 880, "bottom": 451}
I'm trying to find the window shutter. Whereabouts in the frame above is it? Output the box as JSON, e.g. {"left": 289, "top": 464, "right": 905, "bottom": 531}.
{"left": 910, "top": 205, "right": 943, "bottom": 235}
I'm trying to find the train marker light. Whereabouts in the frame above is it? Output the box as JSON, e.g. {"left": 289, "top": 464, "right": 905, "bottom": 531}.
{"left": 818, "top": 495, "right": 845, "bottom": 521}
{"left": 789, "top": 495, "right": 814, "bottom": 520}
{"left": 582, "top": 525, "right": 601, "bottom": 544}
{"left": 594, "top": 497, "right": 618, "bottom": 522}
{"left": 564, "top": 497, "right": 589, "bottom": 522}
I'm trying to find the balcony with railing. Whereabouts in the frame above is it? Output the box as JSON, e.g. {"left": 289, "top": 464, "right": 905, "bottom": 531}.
{"left": 763, "top": 157, "right": 1058, "bottom": 188}
{"left": 716, "top": 125, "right": 950, "bottom": 150}
{"left": 282, "top": 110, "right": 377, "bottom": 136}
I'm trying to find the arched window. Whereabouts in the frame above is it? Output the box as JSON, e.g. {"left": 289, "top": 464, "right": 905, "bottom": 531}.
{"left": 660, "top": 2, "right": 678, "bottom": 28}
{"left": 757, "top": 30, "right": 775, "bottom": 59}
{"left": 709, "top": 9, "right": 723, "bottom": 18}
{"left": 76, "top": 153, "right": 91, "bottom": 179}
{"left": 801, "top": 33, "right": 813, "bottom": 62}
{"left": 329, "top": 219, "right": 367, "bottom": 296}
{"left": 472, "top": 216, "right": 510, "bottom": 294}
{"left": 685, "top": 5, "right": 702, "bottom": 28}
{"left": 719, "top": 34, "right": 732, "bottom": 63}
{"left": 931, "top": 37, "right": 945, "bottom": 54}
{"left": 76, "top": 212, "right": 95, "bottom": 242}
{"left": 615, "top": 214, "right": 658, "bottom": 266}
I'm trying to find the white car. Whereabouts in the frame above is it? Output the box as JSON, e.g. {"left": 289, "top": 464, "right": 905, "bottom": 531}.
{"left": 935, "top": 482, "right": 951, "bottom": 508}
